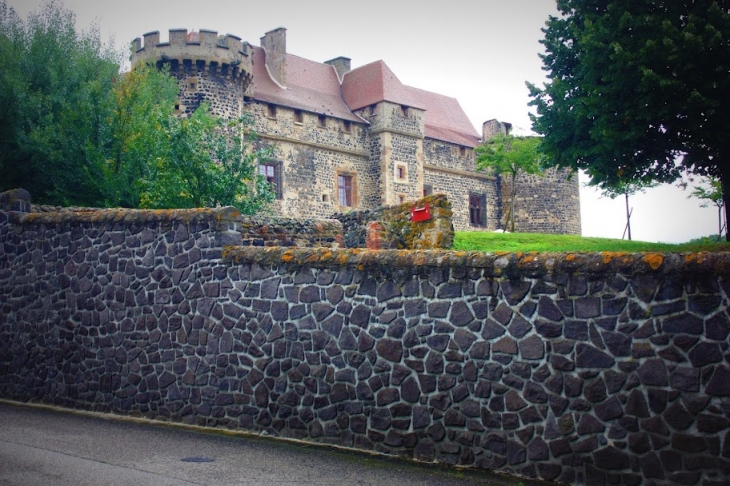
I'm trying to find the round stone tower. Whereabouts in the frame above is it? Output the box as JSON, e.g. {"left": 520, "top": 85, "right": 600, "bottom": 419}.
{"left": 130, "top": 29, "right": 253, "bottom": 119}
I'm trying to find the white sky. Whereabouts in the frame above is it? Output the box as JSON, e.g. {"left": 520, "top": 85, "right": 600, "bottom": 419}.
{"left": 8, "top": 0, "right": 720, "bottom": 243}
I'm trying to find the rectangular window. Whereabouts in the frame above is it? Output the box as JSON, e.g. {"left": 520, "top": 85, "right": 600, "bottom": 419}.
{"left": 259, "top": 162, "right": 282, "bottom": 199}
{"left": 400, "top": 105, "right": 409, "bottom": 117}
{"left": 293, "top": 110, "right": 303, "bottom": 124}
{"left": 460, "top": 146, "right": 466, "bottom": 157}
{"left": 318, "top": 114, "right": 327, "bottom": 128}
{"left": 423, "top": 184, "right": 433, "bottom": 197}
{"left": 395, "top": 163, "right": 408, "bottom": 182}
{"left": 338, "top": 174, "right": 353, "bottom": 207}
{"left": 469, "top": 193, "right": 487, "bottom": 227}
{"left": 267, "top": 104, "right": 277, "bottom": 119}
{"left": 343, "top": 120, "right": 351, "bottom": 133}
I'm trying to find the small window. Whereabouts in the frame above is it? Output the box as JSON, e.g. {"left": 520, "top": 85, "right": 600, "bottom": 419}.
{"left": 338, "top": 174, "right": 354, "bottom": 207}
{"left": 395, "top": 164, "right": 407, "bottom": 182}
{"left": 293, "top": 110, "right": 303, "bottom": 124}
{"left": 318, "top": 114, "right": 326, "bottom": 128}
{"left": 259, "top": 162, "right": 282, "bottom": 199}
{"left": 187, "top": 77, "right": 198, "bottom": 91}
{"left": 322, "top": 194, "right": 329, "bottom": 203}
{"left": 400, "top": 105, "right": 409, "bottom": 117}
{"left": 267, "top": 104, "right": 277, "bottom": 119}
{"left": 398, "top": 194, "right": 406, "bottom": 204}
{"left": 343, "top": 120, "right": 351, "bottom": 133}
{"left": 460, "top": 146, "right": 466, "bottom": 157}
{"left": 423, "top": 184, "right": 433, "bottom": 197}
{"left": 469, "top": 193, "right": 487, "bottom": 227}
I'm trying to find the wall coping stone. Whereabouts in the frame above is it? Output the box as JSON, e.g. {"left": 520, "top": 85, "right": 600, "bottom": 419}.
{"left": 223, "top": 247, "right": 730, "bottom": 277}
{"left": 8, "top": 206, "right": 242, "bottom": 225}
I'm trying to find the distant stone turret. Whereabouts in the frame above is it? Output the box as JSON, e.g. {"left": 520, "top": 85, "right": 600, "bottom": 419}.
{"left": 130, "top": 28, "right": 253, "bottom": 118}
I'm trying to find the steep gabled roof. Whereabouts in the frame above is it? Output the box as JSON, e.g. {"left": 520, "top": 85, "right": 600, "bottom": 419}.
{"left": 250, "top": 46, "right": 364, "bottom": 123}
{"left": 406, "top": 86, "right": 481, "bottom": 148}
{"left": 341, "top": 60, "right": 425, "bottom": 111}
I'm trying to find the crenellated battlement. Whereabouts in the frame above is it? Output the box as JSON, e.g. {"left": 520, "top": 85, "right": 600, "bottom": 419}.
{"left": 130, "top": 29, "right": 253, "bottom": 87}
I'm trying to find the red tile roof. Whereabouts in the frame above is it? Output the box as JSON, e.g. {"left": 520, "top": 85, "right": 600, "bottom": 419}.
{"left": 250, "top": 46, "right": 364, "bottom": 123}
{"left": 405, "top": 86, "right": 481, "bottom": 148}
{"left": 252, "top": 48, "right": 481, "bottom": 147}
{"left": 341, "top": 60, "right": 425, "bottom": 111}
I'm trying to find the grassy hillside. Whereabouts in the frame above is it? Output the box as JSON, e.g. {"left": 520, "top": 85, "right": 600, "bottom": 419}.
{"left": 452, "top": 231, "right": 730, "bottom": 253}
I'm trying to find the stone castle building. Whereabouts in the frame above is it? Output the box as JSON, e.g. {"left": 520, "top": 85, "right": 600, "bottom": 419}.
{"left": 130, "top": 28, "right": 580, "bottom": 233}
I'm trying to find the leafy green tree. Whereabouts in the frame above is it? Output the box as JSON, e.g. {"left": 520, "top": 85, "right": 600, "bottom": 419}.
{"left": 687, "top": 176, "right": 725, "bottom": 241}
{"left": 0, "top": 0, "right": 121, "bottom": 205}
{"left": 475, "top": 134, "right": 542, "bottom": 232}
{"left": 528, "top": 1, "right": 730, "bottom": 240}
{"left": 107, "top": 64, "right": 275, "bottom": 213}
{"left": 0, "top": 1, "right": 275, "bottom": 213}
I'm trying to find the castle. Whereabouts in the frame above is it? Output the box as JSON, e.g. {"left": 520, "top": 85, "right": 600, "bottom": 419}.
{"left": 130, "top": 28, "right": 580, "bottom": 233}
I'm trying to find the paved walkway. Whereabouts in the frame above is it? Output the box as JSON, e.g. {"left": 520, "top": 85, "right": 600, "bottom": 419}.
{"left": 0, "top": 401, "right": 548, "bottom": 486}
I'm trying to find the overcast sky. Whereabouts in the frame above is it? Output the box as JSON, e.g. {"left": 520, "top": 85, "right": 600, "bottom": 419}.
{"left": 8, "top": 0, "right": 720, "bottom": 243}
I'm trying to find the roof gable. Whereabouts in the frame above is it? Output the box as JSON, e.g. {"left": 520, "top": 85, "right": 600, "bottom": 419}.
{"left": 341, "top": 60, "right": 425, "bottom": 111}
{"left": 250, "top": 46, "right": 364, "bottom": 123}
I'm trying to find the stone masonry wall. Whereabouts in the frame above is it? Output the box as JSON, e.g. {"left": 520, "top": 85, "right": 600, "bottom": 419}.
{"left": 2, "top": 206, "right": 729, "bottom": 486}
{"left": 500, "top": 168, "right": 582, "bottom": 236}
{"left": 247, "top": 102, "right": 373, "bottom": 219}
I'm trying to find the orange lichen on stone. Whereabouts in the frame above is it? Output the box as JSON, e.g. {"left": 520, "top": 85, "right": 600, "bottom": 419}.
{"left": 684, "top": 253, "right": 705, "bottom": 264}
{"left": 520, "top": 254, "right": 537, "bottom": 265}
{"left": 642, "top": 253, "right": 664, "bottom": 270}
{"left": 281, "top": 251, "right": 295, "bottom": 263}
{"left": 601, "top": 251, "right": 627, "bottom": 264}
{"left": 565, "top": 254, "right": 576, "bottom": 262}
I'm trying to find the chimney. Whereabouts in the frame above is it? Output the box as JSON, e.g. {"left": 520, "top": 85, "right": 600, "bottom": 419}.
{"left": 482, "top": 119, "right": 512, "bottom": 141}
{"left": 260, "top": 27, "right": 287, "bottom": 86}
{"left": 324, "top": 56, "right": 351, "bottom": 82}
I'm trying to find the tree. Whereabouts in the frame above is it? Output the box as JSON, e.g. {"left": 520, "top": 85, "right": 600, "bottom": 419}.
{"left": 0, "top": 0, "right": 121, "bottom": 206}
{"left": 528, "top": 1, "right": 730, "bottom": 240}
{"left": 0, "top": 1, "right": 275, "bottom": 213}
{"left": 106, "top": 63, "right": 275, "bottom": 213}
{"left": 687, "top": 176, "right": 725, "bottom": 241}
{"left": 475, "top": 134, "right": 542, "bottom": 232}
{"left": 592, "top": 178, "right": 657, "bottom": 241}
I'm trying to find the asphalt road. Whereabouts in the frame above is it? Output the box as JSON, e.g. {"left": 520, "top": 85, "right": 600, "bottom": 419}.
{"left": 0, "top": 401, "right": 545, "bottom": 486}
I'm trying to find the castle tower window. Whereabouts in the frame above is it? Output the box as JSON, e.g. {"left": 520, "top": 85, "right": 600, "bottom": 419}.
{"left": 343, "top": 120, "right": 351, "bottom": 133}
{"left": 460, "top": 146, "right": 466, "bottom": 157}
{"left": 293, "top": 110, "right": 303, "bottom": 124}
{"left": 267, "top": 104, "right": 277, "bottom": 119}
{"left": 398, "top": 194, "right": 406, "bottom": 204}
{"left": 400, "top": 105, "right": 409, "bottom": 117}
{"left": 469, "top": 193, "right": 487, "bottom": 227}
{"left": 337, "top": 173, "right": 355, "bottom": 207}
{"left": 187, "top": 77, "right": 198, "bottom": 91}
{"left": 318, "top": 114, "right": 326, "bottom": 128}
{"left": 395, "top": 163, "right": 408, "bottom": 182}
{"left": 259, "top": 162, "right": 282, "bottom": 199}
{"left": 423, "top": 184, "right": 433, "bottom": 197}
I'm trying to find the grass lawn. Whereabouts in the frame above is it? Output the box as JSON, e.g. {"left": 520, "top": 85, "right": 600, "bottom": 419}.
{"left": 452, "top": 231, "right": 730, "bottom": 253}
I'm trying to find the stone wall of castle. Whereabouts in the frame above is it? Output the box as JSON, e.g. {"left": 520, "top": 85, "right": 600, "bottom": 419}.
{"left": 245, "top": 102, "right": 372, "bottom": 220}
{"left": 423, "top": 139, "right": 499, "bottom": 231}
{"left": 500, "top": 168, "right": 582, "bottom": 235}
{"left": 2, "top": 206, "right": 729, "bottom": 486}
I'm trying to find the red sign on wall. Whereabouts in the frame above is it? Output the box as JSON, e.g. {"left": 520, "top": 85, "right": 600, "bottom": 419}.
{"left": 410, "top": 203, "right": 431, "bottom": 222}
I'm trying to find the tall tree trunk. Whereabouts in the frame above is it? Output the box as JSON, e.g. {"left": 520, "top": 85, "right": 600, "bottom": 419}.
{"left": 625, "top": 190, "right": 632, "bottom": 241}
{"left": 721, "top": 164, "right": 730, "bottom": 242}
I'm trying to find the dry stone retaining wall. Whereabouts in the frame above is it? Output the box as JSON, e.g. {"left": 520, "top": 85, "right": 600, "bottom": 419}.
{"left": 1, "top": 206, "right": 729, "bottom": 485}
